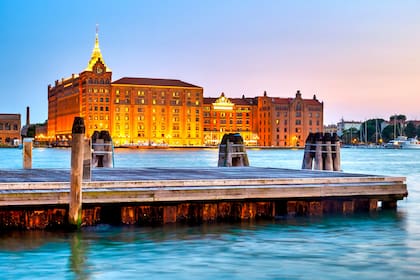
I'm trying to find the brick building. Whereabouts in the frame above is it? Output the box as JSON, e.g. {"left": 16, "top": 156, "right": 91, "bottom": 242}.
{"left": 111, "top": 78, "right": 203, "bottom": 146}
{"left": 203, "top": 93, "right": 258, "bottom": 146}
{"left": 48, "top": 31, "right": 203, "bottom": 146}
{"left": 0, "top": 114, "right": 21, "bottom": 146}
{"left": 48, "top": 31, "right": 323, "bottom": 147}
{"left": 257, "top": 91, "right": 323, "bottom": 147}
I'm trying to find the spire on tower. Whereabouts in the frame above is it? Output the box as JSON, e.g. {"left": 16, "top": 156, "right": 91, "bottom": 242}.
{"left": 85, "top": 25, "right": 110, "bottom": 72}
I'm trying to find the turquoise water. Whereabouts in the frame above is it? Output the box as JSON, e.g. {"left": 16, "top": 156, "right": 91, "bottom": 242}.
{"left": 0, "top": 148, "right": 420, "bottom": 279}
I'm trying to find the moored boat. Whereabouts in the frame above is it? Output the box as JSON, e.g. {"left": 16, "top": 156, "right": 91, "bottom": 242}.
{"left": 384, "top": 136, "right": 420, "bottom": 149}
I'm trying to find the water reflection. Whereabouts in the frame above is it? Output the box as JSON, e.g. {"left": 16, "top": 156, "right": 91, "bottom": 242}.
{"left": 70, "top": 232, "right": 90, "bottom": 280}
{"left": 0, "top": 211, "right": 416, "bottom": 279}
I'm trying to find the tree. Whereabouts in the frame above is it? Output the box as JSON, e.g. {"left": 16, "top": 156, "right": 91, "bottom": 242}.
{"left": 341, "top": 127, "right": 359, "bottom": 145}
{"left": 417, "top": 125, "right": 420, "bottom": 138}
{"left": 360, "top": 118, "right": 385, "bottom": 144}
{"left": 389, "top": 114, "right": 407, "bottom": 137}
{"left": 404, "top": 122, "right": 417, "bottom": 138}
{"left": 390, "top": 114, "right": 407, "bottom": 122}
{"left": 382, "top": 125, "right": 396, "bottom": 143}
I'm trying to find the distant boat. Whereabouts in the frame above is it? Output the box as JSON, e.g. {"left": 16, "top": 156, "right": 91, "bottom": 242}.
{"left": 384, "top": 136, "right": 420, "bottom": 149}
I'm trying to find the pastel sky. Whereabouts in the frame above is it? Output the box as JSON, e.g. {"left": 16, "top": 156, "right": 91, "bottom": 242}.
{"left": 1, "top": 0, "right": 419, "bottom": 125}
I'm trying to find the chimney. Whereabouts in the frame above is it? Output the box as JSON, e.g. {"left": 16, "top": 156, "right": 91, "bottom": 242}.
{"left": 26, "top": 106, "right": 30, "bottom": 126}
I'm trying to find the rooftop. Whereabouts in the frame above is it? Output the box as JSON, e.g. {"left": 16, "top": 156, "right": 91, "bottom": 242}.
{"left": 112, "top": 77, "right": 201, "bottom": 88}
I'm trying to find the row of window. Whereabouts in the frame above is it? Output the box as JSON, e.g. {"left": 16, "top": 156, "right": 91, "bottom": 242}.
{"left": 87, "top": 78, "right": 110, "bottom": 84}
{"left": 115, "top": 90, "right": 201, "bottom": 98}
{"left": 115, "top": 98, "right": 200, "bottom": 106}
{"left": 203, "top": 128, "right": 251, "bottom": 132}
{"left": 204, "top": 119, "right": 250, "bottom": 125}
{"left": 0, "top": 123, "right": 19, "bottom": 130}
{"left": 204, "top": 112, "right": 251, "bottom": 118}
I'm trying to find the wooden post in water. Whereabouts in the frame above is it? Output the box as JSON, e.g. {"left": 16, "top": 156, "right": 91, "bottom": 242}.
{"left": 313, "top": 132, "right": 323, "bottom": 170}
{"left": 302, "top": 133, "right": 314, "bottom": 169}
{"left": 218, "top": 133, "right": 249, "bottom": 167}
{"left": 69, "top": 117, "right": 85, "bottom": 228}
{"left": 101, "top": 131, "right": 113, "bottom": 168}
{"left": 323, "top": 133, "right": 333, "bottom": 171}
{"left": 91, "top": 130, "right": 113, "bottom": 168}
{"left": 83, "top": 138, "right": 91, "bottom": 181}
{"left": 23, "top": 138, "right": 33, "bottom": 169}
{"left": 332, "top": 133, "right": 341, "bottom": 171}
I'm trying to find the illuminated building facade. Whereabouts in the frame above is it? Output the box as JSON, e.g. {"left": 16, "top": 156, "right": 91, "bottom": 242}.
{"left": 204, "top": 91, "right": 323, "bottom": 147}
{"left": 257, "top": 90, "right": 323, "bottom": 147}
{"left": 48, "top": 31, "right": 323, "bottom": 147}
{"left": 203, "top": 93, "right": 258, "bottom": 145}
{"left": 111, "top": 78, "right": 203, "bottom": 146}
{"left": 48, "top": 31, "right": 203, "bottom": 146}
{"left": 0, "top": 114, "right": 21, "bottom": 146}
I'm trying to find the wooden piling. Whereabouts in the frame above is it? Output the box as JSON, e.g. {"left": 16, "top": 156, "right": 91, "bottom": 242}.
{"left": 302, "top": 133, "right": 314, "bottom": 169}
{"left": 69, "top": 117, "right": 85, "bottom": 228}
{"left": 323, "top": 133, "right": 333, "bottom": 171}
{"left": 332, "top": 133, "right": 341, "bottom": 171}
{"left": 314, "top": 132, "right": 323, "bottom": 170}
{"left": 101, "top": 131, "right": 113, "bottom": 168}
{"left": 83, "top": 139, "right": 91, "bottom": 181}
{"left": 92, "top": 130, "right": 113, "bottom": 168}
{"left": 218, "top": 133, "right": 249, "bottom": 167}
{"left": 22, "top": 138, "right": 33, "bottom": 169}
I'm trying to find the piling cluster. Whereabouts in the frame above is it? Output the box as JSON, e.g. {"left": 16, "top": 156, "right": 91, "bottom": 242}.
{"left": 302, "top": 132, "right": 341, "bottom": 171}
{"left": 218, "top": 133, "right": 249, "bottom": 167}
{"left": 91, "top": 130, "right": 113, "bottom": 168}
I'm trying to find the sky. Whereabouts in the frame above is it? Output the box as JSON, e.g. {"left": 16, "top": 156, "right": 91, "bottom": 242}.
{"left": 0, "top": 0, "right": 419, "bottom": 125}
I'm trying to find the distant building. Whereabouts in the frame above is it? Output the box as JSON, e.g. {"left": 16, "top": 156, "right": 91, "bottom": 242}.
{"left": 204, "top": 91, "right": 323, "bottom": 147}
{"left": 257, "top": 91, "right": 323, "bottom": 147}
{"left": 203, "top": 93, "right": 258, "bottom": 146}
{"left": 324, "top": 124, "right": 337, "bottom": 134}
{"left": 48, "top": 30, "right": 203, "bottom": 146}
{"left": 337, "top": 120, "right": 362, "bottom": 137}
{"left": 47, "top": 30, "right": 324, "bottom": 147}
{"left": 111, "top": 78, "right": 203, "bottom": 146}
{"left": 0, "top": 114, "right": 21, "bottom": 146}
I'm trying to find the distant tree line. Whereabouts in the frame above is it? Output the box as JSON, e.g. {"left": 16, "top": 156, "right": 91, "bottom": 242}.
{"left": 340, "top": 115, "right": 420, "bottom": 145}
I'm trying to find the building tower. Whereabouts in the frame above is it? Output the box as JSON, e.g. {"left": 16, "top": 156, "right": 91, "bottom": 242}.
{"left": 79, "top": 28, "right": 112, "bottom": 137}
{"left": 48, "top": 29, "right": 112, "bottom": 142}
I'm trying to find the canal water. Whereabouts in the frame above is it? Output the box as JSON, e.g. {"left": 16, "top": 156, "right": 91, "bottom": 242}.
{"left": 0, "top": 147, "right": 419, "bottom": 279}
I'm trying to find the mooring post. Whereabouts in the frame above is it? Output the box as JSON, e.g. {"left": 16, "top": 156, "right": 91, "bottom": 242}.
{"left": 83, "top": 138, "right": 91, "bottom": 181}
{"left": 23, "top": 138, "right": 33, "bottom": 169}
{"left": 101, "top": 130, "right": 113, "bottom": 168}
{"left": 69, "top": 117, "right": 85, "bottom": 228}
{"left": 323, "top": 133, "right": 333, "bottom": 171}
{"left": 302, "top": 133, "right": 314, "bottom": 169}
{"left": 218, "top": 133, "right": 249, "bottom": 167}
{"left": 314, "top": 132, "right": 323, "bottom": 170}
{"left": 332, "top": 133, "right": 341, "bottom": 171}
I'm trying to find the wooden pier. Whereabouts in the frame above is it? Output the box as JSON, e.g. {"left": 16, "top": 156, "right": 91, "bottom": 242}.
{"left": 0, "top": 167, "right": 407, "bottom": 230}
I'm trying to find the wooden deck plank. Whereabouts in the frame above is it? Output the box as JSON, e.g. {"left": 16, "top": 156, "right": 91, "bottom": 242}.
{"left": 0, "top": 167, "right": 407, "bottom": 207}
